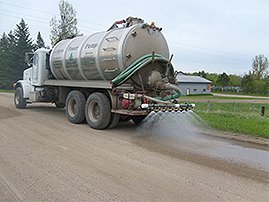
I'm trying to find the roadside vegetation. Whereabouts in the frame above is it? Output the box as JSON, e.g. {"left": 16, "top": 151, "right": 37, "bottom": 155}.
{"left": 187, "top": 54, "right": 269, "bottom": 96}
{"left": 180, "top": 94, "right": 269, "bottom": 100}
{"left": 181, "top": 95, "right": 269, "bottom": 138}
{"left": 0, "top": 89, "right": 14, "bottom": 93}
{"left": 0, "top": 0, "right": 78, "bottom": 90}
{"left": 212, "top": 91, "right": 269, "bottom": 97}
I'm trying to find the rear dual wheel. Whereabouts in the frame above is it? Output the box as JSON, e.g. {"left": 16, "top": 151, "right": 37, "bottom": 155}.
{"left": 66, "top": 91, "right": 119, "bottom": 129}
{"left": 65, "top": 90, "right": 86, "bottom": 124}
{"left": 85, "top": 92, "right": 113, "bottom": 130}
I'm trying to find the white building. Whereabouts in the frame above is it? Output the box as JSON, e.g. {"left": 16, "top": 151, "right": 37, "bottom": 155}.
{"left": 176, "top": 73, "right": 212, "bottom": 95}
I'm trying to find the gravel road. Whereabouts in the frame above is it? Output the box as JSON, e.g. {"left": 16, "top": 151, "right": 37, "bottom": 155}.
{"left": 0, "top": 92, "right": 268, "bottom": 201}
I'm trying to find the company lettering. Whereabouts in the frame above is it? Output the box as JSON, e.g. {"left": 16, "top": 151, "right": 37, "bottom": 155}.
{"left": 85, "top": 43, "right": 97, "bottom": 49}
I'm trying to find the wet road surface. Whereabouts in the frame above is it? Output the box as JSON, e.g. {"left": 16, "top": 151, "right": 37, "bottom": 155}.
{"left": 0, "top": 93, "right": 268, "bottom": 201}
{"left": 137, "top": 111, "right": 269, "bottom": 172}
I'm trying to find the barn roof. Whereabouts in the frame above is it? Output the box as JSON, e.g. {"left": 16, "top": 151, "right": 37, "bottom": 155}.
{"left": 176, "top": 73, "right": 212, "bottom": 84}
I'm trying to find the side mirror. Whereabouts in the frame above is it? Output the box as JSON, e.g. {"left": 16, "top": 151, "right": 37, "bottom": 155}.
{"left": 25, "top": 52, "right": 34, "bottom": 66}
{"left": 46, "top": 53, "right": 50, "bottom": 70}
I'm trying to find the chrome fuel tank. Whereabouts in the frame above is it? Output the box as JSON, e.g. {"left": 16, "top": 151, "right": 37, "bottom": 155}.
{"left": 50, "top": 24, "right": 169, "bottom": 81}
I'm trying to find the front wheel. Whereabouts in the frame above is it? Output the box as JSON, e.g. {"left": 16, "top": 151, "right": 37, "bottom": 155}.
{"left": 85, "top": 93, "right": 111, "bottom": 130}
{"left": 14, "top": 87, "right": 27, "bottom": 109}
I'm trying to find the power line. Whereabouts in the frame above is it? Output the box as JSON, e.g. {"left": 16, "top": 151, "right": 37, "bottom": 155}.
{"left": 0, "top": 8, "right": 51, "bottom": 22}
{"left": 0, "top": 4, "right": 106, "bottom": 35}
{"left": 169, "top": 43, "right": 252, "bottom": 61}
{"left": 0, "top": 1, "right": 54, "bottom": 15}
{"left": 0, "top": 1, "right": 107, "bottom": 29}
{"left": 0, "top": 0, "right": 257, "bottom": 63}
{"left": 168, "top": 40, "right": 251, "bottom": 57}
{"left": 2, "top": 13, "right": 49, "bottom": 25}
{"left": 0, "top": 20, "right": 49, "bottom": 33}
{"left": 1, "top": 12, "right": 103, "bottom": 35}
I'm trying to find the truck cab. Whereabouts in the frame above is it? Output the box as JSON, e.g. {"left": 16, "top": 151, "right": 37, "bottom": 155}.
{"left": 14, "top": 48, "right": 52, "bottom": 108}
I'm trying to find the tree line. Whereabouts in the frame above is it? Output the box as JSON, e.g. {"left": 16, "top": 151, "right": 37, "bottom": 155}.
{"left": 187, "top": 54, "right": 269, "bottom": 95}
{"left": 0, "top": 19, "right": 45, "bottom": 89}
{"left": 0, "top": 0, "right": 77, "bottom": 89}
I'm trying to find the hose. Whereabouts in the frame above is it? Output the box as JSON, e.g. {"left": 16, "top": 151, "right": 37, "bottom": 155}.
{"left": 159, "top": 83, "right": 182, "bottom": 101}
{"left": 112, "top": 54, "right": 181, "bottom": 102}
{"left": 143, "top": 95, "right": 172, "bottom": 104}
{"left": 112, "top": 54, "right": 168, "bottom": 87}
{"left": 160, "top": 91, "right": 181, "bottom": 101}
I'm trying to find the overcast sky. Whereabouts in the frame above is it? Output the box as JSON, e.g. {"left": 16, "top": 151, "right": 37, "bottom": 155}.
{"left": 0, "top": 0, "right": 268, "bottom": 75}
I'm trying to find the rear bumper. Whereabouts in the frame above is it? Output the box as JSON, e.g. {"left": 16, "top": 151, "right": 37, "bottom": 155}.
{"left": 111, "top": 109, "right": 149, "bottom": 116}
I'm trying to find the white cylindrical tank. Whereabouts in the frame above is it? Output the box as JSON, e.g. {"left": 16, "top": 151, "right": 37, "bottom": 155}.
{"left": 50, "top": 23, "right": 169, "bottom": 81}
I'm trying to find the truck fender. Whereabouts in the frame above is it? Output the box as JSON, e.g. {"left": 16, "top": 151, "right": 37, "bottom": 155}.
{"left": 14, "top": 80, "right": 33, "bottom": 99}
{"left": 106, "top": 89, "right": 117, "bottom": 110}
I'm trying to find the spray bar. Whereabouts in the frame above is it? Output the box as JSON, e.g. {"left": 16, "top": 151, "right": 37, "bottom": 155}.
{"left": 141, "top": 103, "right": 195, "bottom": 112}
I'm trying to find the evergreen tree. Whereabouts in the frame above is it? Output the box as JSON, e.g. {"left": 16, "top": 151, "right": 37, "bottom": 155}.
{"left": 35, "top": 31, "right": 45, "bottom": 49}
{"left": 6, "top": 31, "right": 19, "bottom": 88}
{"left": 50, "top": 0, "right": 79, "bottom": 46}
{"left": 0, "top": 32, "right": 9, "bottom": 88}
{"left": 14, "top": 19, "right": 34, "bottom": 81}
{"left": 0, "top": 19, "right": 34, "bottom": 89}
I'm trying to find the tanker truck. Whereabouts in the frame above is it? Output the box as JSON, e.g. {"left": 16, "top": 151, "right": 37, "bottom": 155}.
{"left": 14, "top": 17, "right": 194, "bottom": 129}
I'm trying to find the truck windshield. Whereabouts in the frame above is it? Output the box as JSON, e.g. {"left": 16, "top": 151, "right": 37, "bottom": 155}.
{"left": 33, "top": 53, "right": 39, "bottom": 66}
{"left": 46, "top": 53, "right": 50, "bottom": 69}
{"left": 25, "top": 52, "right": 34, "bottom": 66}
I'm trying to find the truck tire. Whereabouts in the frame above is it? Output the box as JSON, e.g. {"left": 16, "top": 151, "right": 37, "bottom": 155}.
{"left": 66, "top": 90, "right": 86, "bottom": 124}
{"left": 108, "top": 113, "right": 120, "bottom": 129}
{"left": 85, "top": 93, "right": 111, "bottom": 129}
{"left": 131, "top": 115, "right": 147, "bottom": 125}
{"left": 14, "top": 87, "right": 27, "bottom": 109}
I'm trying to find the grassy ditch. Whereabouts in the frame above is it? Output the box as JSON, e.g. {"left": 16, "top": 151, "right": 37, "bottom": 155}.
{"left": 179, "top": 95, "right": 269, "bottom": 138}
{"left": 192, "top": 102, "right": 269, "bottom": 138}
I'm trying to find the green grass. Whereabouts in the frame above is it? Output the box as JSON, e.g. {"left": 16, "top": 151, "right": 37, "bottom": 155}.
{"left": 192, "top": 102, "right": 269, "bottom": 138}
{"left": 0, "top": 89, "right": 14, "bottom": 93}
{"left": 198, "top": 112, "right": 269, "bottom": 138}
{"left": 180, "top": 94, "right": 268, "bottom": 100}
{"left": 212, "top": 91, "right": 269, "bottom": 97}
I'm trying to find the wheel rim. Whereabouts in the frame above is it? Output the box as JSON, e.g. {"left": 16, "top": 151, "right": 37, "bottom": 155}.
{"left": 88, "top": 100, "right": 100, "bottom": 122}
{"left": 15, "top": 92, "right": 20, "bottom": 105}
{"left": 67, "top": 97, "right": 77, "bottom": 117}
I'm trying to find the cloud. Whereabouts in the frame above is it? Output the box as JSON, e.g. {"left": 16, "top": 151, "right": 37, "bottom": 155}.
{"left": 1, "top": 0, "right": 268, "bottom": 74}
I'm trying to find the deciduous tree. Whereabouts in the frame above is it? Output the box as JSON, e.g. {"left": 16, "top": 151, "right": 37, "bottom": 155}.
{"left": 50, "top": 0, "right": 79, "bottom": 46}
{"left": 217, "top": 72, "right": 230, "bottom": 88}
{"left": 241, "top": 73, "right": 255, "bottom": 93}
{"left": 252, "top": 54, "right": 268, "bottom": 80}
